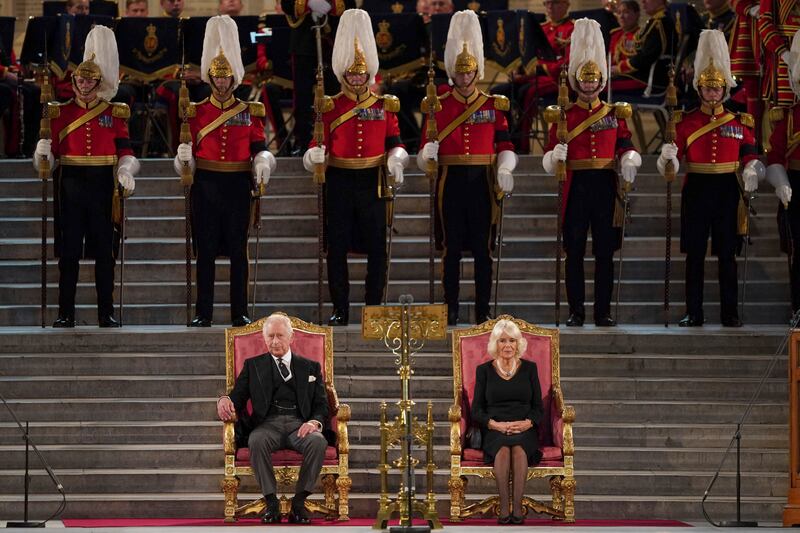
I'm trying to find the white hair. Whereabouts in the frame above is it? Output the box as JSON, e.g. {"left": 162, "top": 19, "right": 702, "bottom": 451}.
{"left": 263, "top": 313, "right": 293, "bottom": 337}
{"left": 487, "top": 319, "right": 527, "bottom": 359}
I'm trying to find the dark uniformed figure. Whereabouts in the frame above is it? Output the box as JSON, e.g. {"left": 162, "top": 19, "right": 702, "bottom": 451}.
{"left": 418, "top": 10, "right": 518, "bottom": 326}
{"left": 543, "top": 18, "right": 642, "bottom": 327}
{"left": 764, "top": 29, "right": 800, "bottom": 313}
{"left": 175, "top": 15, "right": 276, "bottom": 327}
{"left": 658, "top": 29, "right": 763, "bottom": 327}
{"left": 34, "top": 26, "right": 139, "bottom": 328}
{"left": 304, "top": 9, "right": 409, "bottom": 326}
{"left": 729, "top": 0, "right": 761, "bottom": 126}
{"left": 758, "top": 0, "right": 800, "bottom": 108}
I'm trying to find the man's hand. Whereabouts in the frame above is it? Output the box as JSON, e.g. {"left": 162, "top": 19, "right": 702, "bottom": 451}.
{"left": 297, "top": 420, "right": 320, "bottom": 438}
{"left": 117, "top": 168, "right": 135, "bottom": 192}
{"left": 177, "top": 142, "right": 193, "bottom": 163}
{"left": 35, "top": 139, "right": 52, "bottom": 160}
{"left": 660, "top": 142, "right": 678, "bottom": 161}
{"left": 217, "top": 396, "right": 236, "bottom": 421}
{"left": 308, "top": 0, "right": 331, "bottom": 14}
{"left": 552, "top": 143, "right": 568, "bottom": 162}
{"left": 777, "top": 184, "right": 793, "bottom": 206}
{"left": 782, "top": 50, "right": 792, "bottom": 68}
{"left": 422, "top": 141, "right": 439, "bottom": 162}
{"left": 748, "top": 5, "right": 759, "bottom": 17}
{"left": 497, "top": 168, "right": 514, "bottom": 193}
{"left": 308, "top": 146, "right": 326, "bottom": 165}
{"left": 391, "top": 163, "right": 404, "bottom": 186}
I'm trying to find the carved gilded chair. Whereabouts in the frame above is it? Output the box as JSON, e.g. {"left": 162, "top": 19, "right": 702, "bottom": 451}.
{"left": 222, "top": 314, "right": 351, "bottom": 522}
{"left": 448, "top": 315, "right": 575, "bottom": 522}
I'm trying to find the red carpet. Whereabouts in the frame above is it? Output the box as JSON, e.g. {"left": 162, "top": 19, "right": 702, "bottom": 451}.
{"left": 62, "top": 517, "right": 691, "bottom": 527}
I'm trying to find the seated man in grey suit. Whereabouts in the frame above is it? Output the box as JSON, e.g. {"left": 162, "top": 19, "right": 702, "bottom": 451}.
{"left": 216, "top": 313, "right": 328, "bottom": 524}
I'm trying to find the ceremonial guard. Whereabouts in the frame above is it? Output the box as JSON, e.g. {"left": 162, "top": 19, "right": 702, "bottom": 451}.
{"left": 418, "top": 10, "right": 517, "bottom": 326}
{"left": 658, "top": 29, "right": 762, "bottom": 327}
{"left": 758, "top": 0, "right": 800, "bottom": 108}
{"left": 542, "top": 18, "right": 641, "bottom": 327}
{"left": 608, "top": 1, "right": 645, "bottom": 93}
{"left": 729, "top": 0, "right": 761, "bottom": 126}
{"left": 34, "top": 26, "right": 138, "bottom": 328}
{"left": 175, "top": 16, "right": 276, "bottom": 327}
{"left": 765, "top": 29, "right": 800, "bottom": 313}
{"left": 703, "top": 0, "right": 736, "bottom": 37}
{"left": 303, "top": 9, "right": 409, "bottom": 326}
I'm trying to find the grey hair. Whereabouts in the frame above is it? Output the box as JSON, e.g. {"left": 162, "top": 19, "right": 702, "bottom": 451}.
{"left": 486, "top": 319, "right": 527, "bottom": 359}
{"left": 263, "top": 313, "right": 294, "bottom": 337}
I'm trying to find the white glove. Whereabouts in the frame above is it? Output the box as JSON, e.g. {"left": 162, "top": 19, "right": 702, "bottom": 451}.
{"left": 177, "top": 142, "right": 193, "bottom": 163}
{"left": 35, "top": 139, "right": 52, "bottom": 159}
{"left": 309, "top": 146, "right": 326, "bottom": 164}
{"left": 742, "top": 159, "right": 765, "bottom": 193}
{"left": 748, "top": 5, "right": 759, "bottom": 16}
{"left": 308, "top": 0, "right": 331, "bottom": 14}
{"left": 116, "top": 155, "right": 140, "bottom": 193}
{"left": 391, "top": 163, "right": 404, "bottom": 185}
{"left": 497, "top": 168, "right": 514, "bottom": 192}
{"left": 777, "top": 185, "right": 793, "bottom": 205}
{"left": 656, "top": 142, "right": 680, "bottom": 176}
{"left": 253, "top": 150, "right": 276, "bottom": 187}
{"left": 422, "top": 141, "right": 439, "bottom": 162}
{"left": 620, "top": 150, "right": 642, "bottom": 184}
{"left": 387, "top": 146, "right": 409, "bottom": 186}
{"left": 660, "top": 142, "right": 678, "bottom": 160}
{"left": 552, "top": 143, "right": 568, "bottom": 162}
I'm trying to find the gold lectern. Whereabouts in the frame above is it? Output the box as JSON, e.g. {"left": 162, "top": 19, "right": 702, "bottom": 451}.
{"left": 362, "top": 298, "right": 447, "bottom": 532}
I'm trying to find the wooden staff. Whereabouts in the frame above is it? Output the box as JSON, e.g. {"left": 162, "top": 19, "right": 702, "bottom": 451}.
{"left": 178, "top": 24, "right": 193, "bottom": 327}
{"left": 422, "top": 53, "right": 440, "bottom": 304}
{"left": 38, "top": 55, "right": 54, "bottom": 328}
{"left": 554, "top": 65, "right": 568, "bottom": 326}
{"left": 312, "top": 14, "right": 327, "bottom": 324}
{"left": 662, "top": 63, "right": 677, "bottom": 328}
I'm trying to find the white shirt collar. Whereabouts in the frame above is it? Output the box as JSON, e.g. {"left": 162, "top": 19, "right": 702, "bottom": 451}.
{"left": 272, "top": 350, "right": 293, "bottom": 379}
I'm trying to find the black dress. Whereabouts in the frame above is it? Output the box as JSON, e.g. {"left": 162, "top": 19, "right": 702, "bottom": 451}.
{"left": 471, "top": 358, "right": 544, "bottom": 465}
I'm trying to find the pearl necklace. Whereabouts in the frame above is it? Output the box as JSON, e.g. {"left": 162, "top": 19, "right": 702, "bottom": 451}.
{"left": 497, "top": 359, "right": 517, "bottom": 378}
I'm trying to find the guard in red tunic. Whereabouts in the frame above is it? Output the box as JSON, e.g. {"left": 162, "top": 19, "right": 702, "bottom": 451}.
{"left": 34, "top": 26, "right": 139, "bottom": 328}
{"left": 418, "top": 10, "right": 517, "bottom": 326}
{"left": 758, "top": 0, "right": 800, "bottom": 108}
{"left": 608, "top": 0, "right": 646, "bottom": 93}
{"left": 175, "top": 16, "right": 276, "bottom": 327}
{"left": 764, "top": 29, "right": 800, "bottom": 313}
{"left": 729, "top": 0, "right": 762, "bottom": 131}
{"left": 543, "top": 18, "right": 641, "bottom": 327}
{"left": 303, "top": 9, "right": 409, "bottom": 326}
{"left": 658, "top": 29, "right": 763, "bottom": 327}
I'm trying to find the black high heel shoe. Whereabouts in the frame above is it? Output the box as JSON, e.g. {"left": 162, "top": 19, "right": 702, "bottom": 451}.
{"left": 510, "top": 514, "right": 525, "bottom": 525}
{"left": 497, "top": 514, "right": 511, "bottom": 525}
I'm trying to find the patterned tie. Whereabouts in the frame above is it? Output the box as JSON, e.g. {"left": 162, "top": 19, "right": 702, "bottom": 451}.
{"left": 276, "top": 357, "right": 290, "bottom": 380}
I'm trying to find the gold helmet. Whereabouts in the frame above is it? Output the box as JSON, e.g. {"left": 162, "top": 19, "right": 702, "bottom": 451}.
{"left": 345, "top": 38, "right": 368, "bottom": 76}
{"left": 697, "top": 58, "right": 726, "bottom": 88}
{"left": 576, "top": 60, "right": 602, "bottom": 83}
{"left": 208, "top": 48, "right": 234, "bottom": 79}
{"left": 74, "top": 53, "right": 102, "bottom": 81}
{"left": 455, "top": 42, "right": 478, "bottom": 74}
{"left": 692, "top": 29, "right": 734, "bottom": 93}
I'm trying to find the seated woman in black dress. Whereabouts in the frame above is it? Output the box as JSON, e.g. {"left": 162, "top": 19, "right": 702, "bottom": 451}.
{"left": 471, "top": 319, "right": 544, "bottom": 525}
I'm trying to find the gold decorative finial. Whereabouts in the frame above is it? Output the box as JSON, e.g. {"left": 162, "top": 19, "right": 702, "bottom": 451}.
{"left": 455, "top": 42, "right": 477, "bottom": 73}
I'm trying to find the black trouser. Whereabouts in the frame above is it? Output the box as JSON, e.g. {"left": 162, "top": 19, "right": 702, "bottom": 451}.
{"left": 786, "top": 172, "right": 800, "bottom": 311}
{"left": 325, "top": 166, "right": 387, "bottom": 310}
{"left": 191, "top": 169, "right": 252, "bottom": 321}
{"left": 563, "top": 170, "right": 618, "bottom": 318}
{"left": 681, "top": 172, "right": 740, "bottom": 321}
{"left": 291, "top": 53, "right": 339, "bottom": 151}
{"left": 56, "top": 166, "right": 116, "bottom": 319}
{"left": 440, "top": 165, "right": 493, "bottom": 318}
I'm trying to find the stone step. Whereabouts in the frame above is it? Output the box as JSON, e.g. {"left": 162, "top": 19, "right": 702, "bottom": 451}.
{"left": 0, "top": 257, "right": 792, "bottom": 284}
{"left": 1, "top": 350, "right": 786, "bottom": 379}
{"left": 0, "top": 421, "right": 220, "bottom": 445}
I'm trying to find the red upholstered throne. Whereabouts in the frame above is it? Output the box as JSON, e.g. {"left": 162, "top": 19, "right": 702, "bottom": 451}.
{"left": 222, "top": 315, "right": 351, "bottom": 522}
{"left": 448, "top": 315, "right": 575, "bottom": 522}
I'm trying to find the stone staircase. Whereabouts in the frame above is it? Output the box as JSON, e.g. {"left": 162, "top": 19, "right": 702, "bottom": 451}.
{"left": 0, "top": 156, "right": 793, "bottom": 326}
{"left": 0, "top": 156, "right": 793, "bottom": 523}
{"left": 0, "top": 326, "right": 789, "bottom": 522}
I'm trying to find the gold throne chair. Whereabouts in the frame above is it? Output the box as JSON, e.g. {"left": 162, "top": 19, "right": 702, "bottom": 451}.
{"left": 221, "top": 314, "right": 351, "bottom": 521}
{"left": 448, "top": 315, "right": 576, "bottom": 522}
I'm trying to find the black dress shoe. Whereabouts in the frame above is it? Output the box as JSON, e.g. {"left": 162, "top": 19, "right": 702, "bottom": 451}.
{"left": 189, "top": 316, "right": 212, "bottom": 327}
{"left": 231, "top": 315, "right": 252, "bottom": 327}
{"left": 261, "top": 503, "right": 281, "bottom": 524}
{"left": 722, "top": 316, "right": 743, "bottom": 327}
{"left": 678, "top": 314, "right": 704, "bottom": 327}
{"left": 52, "top": 316, "right": 75, "bottom": 328}
{"left": 475, "top": 312, "right": 493, "bottom": 325}
{"left": 497, "top": 515, "right": 511, "bottom": 525}
{"left": 594, "top": 315, "right": 617, "bottom": 327}
{"left": 510, "top": 514, "right": 525, "bottom": 525}
{"left": 447, "top": 309, "right": 459, "bottom": 326}
{"left": 566, "top": 313, "right": 584, "bottom": 327}
{"left": 288, "top": 505, "right": 311, "bottom": 524}
{"left": 98, "top": 315, "right": 121, "bottom": 328}
{"left": 328, "top": 309, "right": 348, "bottom": 326}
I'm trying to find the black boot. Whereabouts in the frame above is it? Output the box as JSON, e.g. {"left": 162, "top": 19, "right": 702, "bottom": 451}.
{"left": 53, "top": 315, "right": 75, "bottom": 328}
{"left": 231, "top": 315, "right": 252, "bottom": 327}
{"left": 98, "top": 315, "right": 121, "bottom": 328}
{"left": 328, "top": 308, "right": 349, "bottom": 326}
{"left": 678, "top": 314, "right": 704, "bottom": 327}
{"left": 190, "top": 316, "right": 212, "bottom": 327}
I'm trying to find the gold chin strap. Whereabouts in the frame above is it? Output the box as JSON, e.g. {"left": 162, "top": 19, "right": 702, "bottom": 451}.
{"left": 74, "top": 53, "right": 102, "bottom": 81}
{"left": 346, "top": 37, "right": 368, "bottom": 76}
{"left": 576, "top": 60, "right": 602, "bottom": 83}
{"left": 697, "top": 57, "right": 726, "bottom": 89}
{"left": 455, "top": 42, "right": 478, "bottom": 74}
{"left": 209, "top": 48, "right": 234, "bottom": 79}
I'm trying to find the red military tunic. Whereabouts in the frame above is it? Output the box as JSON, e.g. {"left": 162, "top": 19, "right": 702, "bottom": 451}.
{"left": 731, "top": 0, "right": 760, "bottom": 78}
{"left": 49, "top": 98, "right": 134, "bottom": 165}
{"left": 673, "top": 104, "right": 758, "bottom": 175}
{"left": 310, "top": 89, "right": 403, "bottom": 168}
{"left": 545, "top": 98, "right": 636, "bottom": 218}
{"left": 767, "top": 104, "right": 800, "bottom": 169}
{"left": 188, "top": 95, "right": 267, "bottom": 172}
{"left": 758, "top": 0, "right": 800, "bottom": 106}
{"left": 539, "top": 16, "right": 574, "bottom": 81}
{"left": 609, "top": 26, "right": 646, "bottom": 92}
